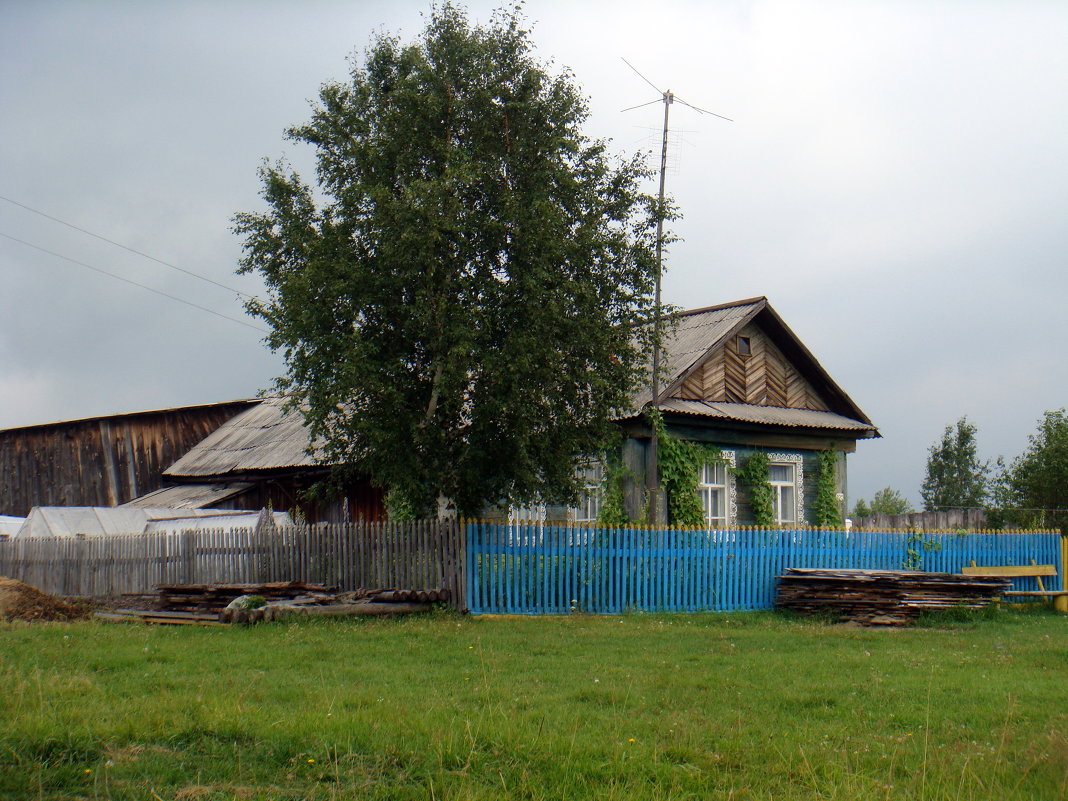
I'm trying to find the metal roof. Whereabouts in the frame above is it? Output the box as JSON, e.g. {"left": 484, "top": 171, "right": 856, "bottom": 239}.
{"left": 121, "top": 483, "right": 254, "bottom": 509}
{"left": 164, "top": 396, "right": 321, "bottom": 478}
{"left": 631, "top": 298, "right": 764, "bottom": 409}
{"left": 657, "top": 398, "right": 878, "bottom": 433}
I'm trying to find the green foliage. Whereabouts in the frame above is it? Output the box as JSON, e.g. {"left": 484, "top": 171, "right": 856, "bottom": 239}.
{"left": 853, "top": 487, "right": 915, "bottom": 518}
{"left": 920, "top": 417, "right": 988, "bottom": 512}
{"left": 902, "top": 531, "right": 943, "bottom": 570}
{"left": 991, "top": 409, "right": 1068, "bottom": 532}
{"left": 736, "top": 451, "right": 775, "bottom": 527}
{"left": 595, "top": 450, "right": 631, "bottom": 528}
{"left": 812, "top": 450, "right": 843, "bottom": 527}
{"left": 870, "top": 486, "right": 915, "bottom": 515}
{"left": 234, "top": 4, "right": 668, "bottom": 517}
{"left": 384, "top": 486, "right": 419, "bottom": 521}
{"left": 648, "top": 409, "right": 722, "bottom": 527}
{"left": 850, "top": 497, "right": 871, "bottom": 518}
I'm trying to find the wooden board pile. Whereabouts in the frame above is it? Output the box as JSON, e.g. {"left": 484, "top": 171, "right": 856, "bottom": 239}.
{"left": 97, "top": 583, "right": 450, "bottom": 625}
{"left": 157, "top": 581, "right": 333, "bottom": 613}
{"left": 219, "top": 587, "right": 451, "bottom": 624}
{"left": 775, "top": 568, "right": 1011, "bottom": 626}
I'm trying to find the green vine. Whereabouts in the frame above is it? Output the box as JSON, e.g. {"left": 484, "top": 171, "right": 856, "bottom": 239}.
{"left": 735, "top": 451, "right": 775, "bottom": 528}
{"left": 647, "top": 409, "right": 723, "bottom": 527}
{"left": 813, "top": 450, "right": 843, "bottom": 528}
{"left": 596, "top": 450, "right": 632, "bottom": 528}
{"left": 903, "top": 531, "right": 943, "bottom": 570}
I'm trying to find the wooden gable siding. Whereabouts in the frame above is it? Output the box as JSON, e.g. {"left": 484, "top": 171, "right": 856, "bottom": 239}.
{"left": 674, "top": 323, "right": 829, "bottom": 412}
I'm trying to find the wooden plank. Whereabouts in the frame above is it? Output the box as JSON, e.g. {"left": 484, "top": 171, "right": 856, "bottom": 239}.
{"left": 961, "top": 564, "right": 1057, "bottom": 577}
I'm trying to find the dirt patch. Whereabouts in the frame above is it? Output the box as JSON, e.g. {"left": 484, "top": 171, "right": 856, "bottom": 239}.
{"left": 0, "top": 577, "right": 87, "bottom": 622}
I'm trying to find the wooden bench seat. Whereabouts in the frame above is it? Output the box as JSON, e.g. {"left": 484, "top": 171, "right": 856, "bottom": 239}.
{"left": 961, "top": 560, "right": 1068, "bottom": 612}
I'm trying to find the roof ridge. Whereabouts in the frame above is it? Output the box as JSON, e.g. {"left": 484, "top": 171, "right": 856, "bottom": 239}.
{"left": 675, "top": 296, "right": 766, "bottom": 318}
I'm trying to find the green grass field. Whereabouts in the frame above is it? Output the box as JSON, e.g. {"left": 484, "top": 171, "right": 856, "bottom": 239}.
{"left": 1, "top": 608, "right": 1065, "bottom": 800}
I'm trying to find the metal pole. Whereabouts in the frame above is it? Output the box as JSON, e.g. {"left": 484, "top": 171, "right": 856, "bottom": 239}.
{"left": 649, "top": 90, "right": 672, "bottom": 525}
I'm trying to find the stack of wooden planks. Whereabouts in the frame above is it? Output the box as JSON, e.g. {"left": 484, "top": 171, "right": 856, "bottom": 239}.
{"left": 775, "top": 568, "right": 1011, "bottom": 626}
{"left": 157, "top": 580, "right": 333, "bottom": 613}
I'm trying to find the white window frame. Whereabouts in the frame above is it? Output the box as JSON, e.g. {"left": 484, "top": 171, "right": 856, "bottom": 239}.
{"left": 570, "top": 461, "right": 605, "bottom": 524}
{"left": 767, "top": 453, "right": 805, "bottom": 525}
{"left": 698, "top": 450, "right": 736, "bottom": 528}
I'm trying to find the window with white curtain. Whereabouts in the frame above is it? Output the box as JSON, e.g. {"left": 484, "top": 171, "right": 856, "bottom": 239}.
{"left": 572, "top": 462, "right": 604, "bottom": 524}
{"left": 699, "top": 461, "right": 729, "bottom": 528}
{"left": 769, "top": 462, "right": 798, "bottom": 524}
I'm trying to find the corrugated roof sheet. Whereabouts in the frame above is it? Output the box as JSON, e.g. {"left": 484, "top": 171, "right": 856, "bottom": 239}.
{"left": 657, "top": 398, "right": 878, "bottom": 432}
{"left": 164, "top": 397, "right": 319, "bottom": 478}
{"left": 631, "top": 299, "right": 763, "bottom": 408}
{"left": 122, "top": 483, "right": 254, "bottom": 509}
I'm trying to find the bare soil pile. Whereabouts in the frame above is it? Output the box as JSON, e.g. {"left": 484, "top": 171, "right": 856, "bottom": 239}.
{"left": 0, "top": 577, "right": 85, "bottom": 622}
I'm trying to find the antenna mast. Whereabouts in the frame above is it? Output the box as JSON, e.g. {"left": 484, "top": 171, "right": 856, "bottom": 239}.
{"left": 621, "top": 58, "right": 731, "bottom": 525}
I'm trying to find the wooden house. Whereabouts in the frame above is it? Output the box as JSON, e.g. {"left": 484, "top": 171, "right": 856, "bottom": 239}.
{"left": 606, "top": 296, "right": 878, "bottom": 526}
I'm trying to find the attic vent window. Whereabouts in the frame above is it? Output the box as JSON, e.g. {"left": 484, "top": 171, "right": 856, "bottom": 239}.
{"left": 737, "top": 336, "right": 751, "bottom": 355}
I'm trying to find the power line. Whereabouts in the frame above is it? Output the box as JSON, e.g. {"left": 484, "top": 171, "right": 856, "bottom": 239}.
{"left": 0, "top": 193, "right": 255, "bottom": 300}
{"left": 0, "top": 231, "right": 270, "bottom": 334}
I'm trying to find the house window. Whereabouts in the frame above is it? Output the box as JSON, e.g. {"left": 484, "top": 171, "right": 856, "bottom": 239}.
{"left": 769, "top": 462, "right": 798, "bottom": 524}
{"left": 572, "top": 462, "right": 604, "bottom": 524}
{"left": 699, "top": 461, "right": 729, "bottom": 528}
{"left": 697, "top": 451, "right": 736, "bottom": 528}
{"left": 736, "top": 335, "right": 751, "bottom": 355}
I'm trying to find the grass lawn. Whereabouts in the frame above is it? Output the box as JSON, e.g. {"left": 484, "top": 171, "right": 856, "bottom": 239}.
{"left": 1, "top": 607, "right": 1066, "bottom": 800}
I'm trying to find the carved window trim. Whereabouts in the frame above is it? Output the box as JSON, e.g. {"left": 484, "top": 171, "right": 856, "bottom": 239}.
{"left": 767, "top": 452, "right": 805, "bottom": 525}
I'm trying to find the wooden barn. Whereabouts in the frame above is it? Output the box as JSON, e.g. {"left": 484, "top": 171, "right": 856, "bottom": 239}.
{"left": 0, "top": 400, "right": 255, "bottom": 517}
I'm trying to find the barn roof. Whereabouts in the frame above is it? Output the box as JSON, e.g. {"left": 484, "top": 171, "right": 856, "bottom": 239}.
{"left": 163, "top": 396, "right": 319, "bottom": 479}
{"left": 122, "top": 483, "right": 254, "bottom": 509}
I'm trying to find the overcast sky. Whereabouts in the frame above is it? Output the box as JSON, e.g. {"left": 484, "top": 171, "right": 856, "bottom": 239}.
{"left": 1, "top": 1, "right": 1065, "bottom": 507}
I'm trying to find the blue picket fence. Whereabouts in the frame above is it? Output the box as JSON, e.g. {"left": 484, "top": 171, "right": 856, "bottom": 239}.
{"left": 465, "top": 523, "right": 1064, "bottom": 615}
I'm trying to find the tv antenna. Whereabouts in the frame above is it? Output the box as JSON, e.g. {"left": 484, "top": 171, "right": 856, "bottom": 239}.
{"left": 621, "top": 57, "right": 732, "bottom": 525}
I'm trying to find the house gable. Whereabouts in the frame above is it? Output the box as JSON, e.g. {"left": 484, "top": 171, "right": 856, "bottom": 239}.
{"left": 673, "top": 321, "right": 830, "bottom": 412}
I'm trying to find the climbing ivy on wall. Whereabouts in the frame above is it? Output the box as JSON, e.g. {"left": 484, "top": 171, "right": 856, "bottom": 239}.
{"left": 648, "top": 409, "right": 723, "bottom": 527}
{"left": 735, "top": 451, "right": 775, "bottom": 528}
{"left": 596, "top": 448, "right": 632, "bottom": 528}
{"left": 813, "top": 450, "right": 844, "bottom": 528}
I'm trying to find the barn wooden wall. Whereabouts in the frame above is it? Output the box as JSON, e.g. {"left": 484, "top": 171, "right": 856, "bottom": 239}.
{"left": 675, "top": 323, "right": 830, "bottom": 411}
{"left": 0, "top": 402, "right": 253, "bottom": 516}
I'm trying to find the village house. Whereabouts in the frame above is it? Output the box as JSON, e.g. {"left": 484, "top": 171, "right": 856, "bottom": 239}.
{"left": 601, "top": 296, "right": 877, "bottom": 526}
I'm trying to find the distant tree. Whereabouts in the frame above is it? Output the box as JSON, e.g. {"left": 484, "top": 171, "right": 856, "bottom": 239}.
{"left": 850, "top": 487, "right": 913, "bottom": 518}
{"left": 993, "top": 409, "right": 1068, "bottom": 532}
{"left": 233, "top": 5, "right": 666, "bottom": 517}
{"left": 920, "top": 417, "right": 988, "bottom": 511}
{"left": 850, "top": 497, "right": 871, "bottom": 519}
{"left": 869, "top": 487, "right": 914, "bottom": 516}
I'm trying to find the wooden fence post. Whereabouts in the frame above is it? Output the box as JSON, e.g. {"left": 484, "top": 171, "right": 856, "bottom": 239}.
{"left": 1057, "top": 533, "right": 1068, "bottom": 614}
